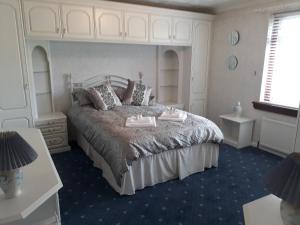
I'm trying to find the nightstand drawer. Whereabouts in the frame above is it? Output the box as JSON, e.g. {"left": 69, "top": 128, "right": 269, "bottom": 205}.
{"left": 39, "top": 123, "right": 66, "bottom": 135}
{"left": 44, "top": 133, "right": 68, "bottom": 149}
{"left": 36, "top": 118, "right": 66, "bottom": 127}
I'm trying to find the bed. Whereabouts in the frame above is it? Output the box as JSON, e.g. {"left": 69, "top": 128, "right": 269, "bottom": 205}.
{"left": 67, "top": 74, "right": 223, "bottom": 195}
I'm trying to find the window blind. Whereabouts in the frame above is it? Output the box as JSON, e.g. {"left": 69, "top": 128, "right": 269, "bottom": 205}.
{"left": 261, "top": 12, "right": 300, "bottom": 108}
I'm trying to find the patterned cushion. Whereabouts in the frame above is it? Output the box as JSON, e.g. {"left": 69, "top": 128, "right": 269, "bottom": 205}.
{"left": 123, "top": 80, "right": 152, "bottom": 106}
{"left": 72, "top": 88, "right": 91, "bottom": 106}
{"left": 88, "top": 83, "right": 122, "bottom": 110}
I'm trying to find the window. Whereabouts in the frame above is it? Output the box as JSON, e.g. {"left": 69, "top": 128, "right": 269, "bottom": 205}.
{"left": 260, "top": 12, "right": 300, "bottom": 108}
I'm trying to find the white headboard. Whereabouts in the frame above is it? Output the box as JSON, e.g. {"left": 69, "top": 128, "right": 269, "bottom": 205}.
{"left": 67, "top": 73, "right": 143, "bottom": 104}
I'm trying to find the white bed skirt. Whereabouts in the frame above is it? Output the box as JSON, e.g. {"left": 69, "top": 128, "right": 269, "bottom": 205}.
{"left": 77, "top": 133, "right": 219, "bottom": 195}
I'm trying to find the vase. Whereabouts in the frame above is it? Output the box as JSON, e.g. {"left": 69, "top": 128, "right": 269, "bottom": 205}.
{"left": 280, "top": 200, "right": 300, "bottom": 225}
{"left": 233, "top": 102, "right": 242, "bottom": 117}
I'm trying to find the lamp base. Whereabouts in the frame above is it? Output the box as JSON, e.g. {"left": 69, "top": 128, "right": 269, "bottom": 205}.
{"left": 281, "top": 200, "right": 300, "bottom": 225}
{"left": 0, "top": 169, "right": 23, "bottom": 199}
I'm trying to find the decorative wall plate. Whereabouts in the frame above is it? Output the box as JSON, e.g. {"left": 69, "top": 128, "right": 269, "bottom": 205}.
{"left": 229, "top": 30, "right": 240, "bottom": 46}
{"left": 228, "top": 55, "right": 238, "bottom": 70}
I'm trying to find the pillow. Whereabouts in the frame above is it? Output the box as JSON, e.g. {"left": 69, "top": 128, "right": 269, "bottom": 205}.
{"left": 123, "top": 79, "right": 152, "bottom": 106}
{"left": 72, "top": 88, "right": 91, "bottom": 106}
{"left": 88, "top": 83, "right": 122, "bottom": 110}
{"left": 113, "top": 86, "right": 127, "bottom": 101}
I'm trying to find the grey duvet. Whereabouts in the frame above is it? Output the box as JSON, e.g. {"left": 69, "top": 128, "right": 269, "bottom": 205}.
{"left": 68, "top": 104, "right": 223, "bottom": 184}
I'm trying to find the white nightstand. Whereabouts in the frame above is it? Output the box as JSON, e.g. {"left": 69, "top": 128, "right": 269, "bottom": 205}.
{"left": 243, "top": 194, "right": 283, "bottom": 225}
{"left": 0, "top": 129, "right": 62, "bottom": 225}
{"left": 219, "top": 113, "right": 255, "bottom": 149}
{"left": 35, "top": 112, "right": 70, "bottom": 154}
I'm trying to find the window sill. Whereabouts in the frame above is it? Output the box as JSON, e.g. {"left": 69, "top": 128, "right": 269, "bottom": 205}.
{"left": 252, "top": 101, "right": 298, "bottom": 117}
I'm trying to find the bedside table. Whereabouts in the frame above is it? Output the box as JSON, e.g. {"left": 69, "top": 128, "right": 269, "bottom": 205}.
{"left": 219, "top": 113, "right": 255, "bottom": 149}
{"left": 243, "top": 194, "right": 283, "bottom": 225}
{"left": 35, "top": 112, "right": 70, "bottom": 154}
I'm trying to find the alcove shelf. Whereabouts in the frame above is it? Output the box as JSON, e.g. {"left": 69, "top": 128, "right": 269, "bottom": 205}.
{"left": 157, "top": 47, "right": 183, "bottom": 109}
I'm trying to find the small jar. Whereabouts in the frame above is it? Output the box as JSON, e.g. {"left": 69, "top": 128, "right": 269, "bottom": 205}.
{"left": 233, "top": 102, "right": 242, "bottom": 117}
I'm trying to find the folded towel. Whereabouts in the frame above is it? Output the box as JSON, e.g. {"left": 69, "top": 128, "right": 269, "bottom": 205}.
{"left": 158, "top": 113, "right": 187, "bottom": 122}
{"left": 126, "top": 116, "right": 156, "bottom": 127}
{"left": 160, "top": 110, "right": 186, "bottom": 118}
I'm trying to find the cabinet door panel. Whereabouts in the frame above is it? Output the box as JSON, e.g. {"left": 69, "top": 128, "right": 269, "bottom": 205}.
{"left": 190, "top": 99, "right": 206, "bottom": 116}
{"left": 173, "top": 18, "right": 192, "bottom": 45}
{"left": 23, "top": 1, "right": 61, "bottom": 38}
{"left": 95, "top": 8, "right": 123, "bottom": 40}
{"left": 62, "top": 4, "right": 94, "bottom": 39}
{"left": 0, "top": 0, "right": 32, "bottom": 129}
{"left": 191, "top": 21, "right": 210, "bottom": 99}
{"left": 150, "top": 15, "right": 172, "bottom": 44}
{"left": 125, "top": 12, "right": 148, "bottom": 42}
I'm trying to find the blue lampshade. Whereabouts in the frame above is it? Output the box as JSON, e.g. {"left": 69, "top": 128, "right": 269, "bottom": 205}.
{"left": 0, "top": 131, "right": 38, "bottom": 171}
{"left": 264, "top": 153, "right": 300, "bottom": 207}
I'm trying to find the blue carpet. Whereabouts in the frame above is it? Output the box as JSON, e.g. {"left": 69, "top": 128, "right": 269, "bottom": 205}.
{"left": 52, "top": 144, "right": 281, "bottom": 225}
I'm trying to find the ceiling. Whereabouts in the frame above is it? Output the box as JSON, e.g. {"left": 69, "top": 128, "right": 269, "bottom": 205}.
{"left": 105, "top": 0, "right": 272, "bottom": 13}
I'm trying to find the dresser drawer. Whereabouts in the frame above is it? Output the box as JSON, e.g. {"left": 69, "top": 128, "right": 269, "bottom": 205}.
{"left": 44, "top": 133, "right": 68, "bottom": 149}
{"left": 39, "top": 123, "right": 67, "bottom": 135}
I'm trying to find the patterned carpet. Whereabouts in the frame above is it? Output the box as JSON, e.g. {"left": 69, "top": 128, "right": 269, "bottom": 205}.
{"left": 52, "top": 144, "right": 282, "bottom": 225}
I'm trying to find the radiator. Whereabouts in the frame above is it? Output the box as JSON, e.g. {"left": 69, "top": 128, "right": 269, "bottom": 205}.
{"left": 259, "top": 117, "right": 296, "bottom": 154}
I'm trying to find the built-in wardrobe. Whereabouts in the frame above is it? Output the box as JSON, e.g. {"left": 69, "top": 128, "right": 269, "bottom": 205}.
{"left": 0, "top": 0, "right": 214, "bottom": 129}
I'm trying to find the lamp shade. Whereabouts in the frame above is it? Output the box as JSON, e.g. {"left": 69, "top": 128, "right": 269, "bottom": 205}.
{"left": 0, "top": 131, "right": 38, "bottom": 171}
{"left": 264, "top": 153, "right": 300, "bottom": 207}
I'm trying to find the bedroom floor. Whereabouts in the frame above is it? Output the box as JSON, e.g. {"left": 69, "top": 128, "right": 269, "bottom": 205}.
{"left": 52, "top": 144, "right": 281, "bottom": 225}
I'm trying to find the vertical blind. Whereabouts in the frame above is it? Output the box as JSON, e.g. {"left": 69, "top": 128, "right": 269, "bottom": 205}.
{"left": 261, "top": 12, "right": 300, "bottom": 108}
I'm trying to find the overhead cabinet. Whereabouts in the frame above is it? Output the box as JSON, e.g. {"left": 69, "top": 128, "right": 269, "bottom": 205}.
{"left": 150, "top": 15, "right": 192, "bottom": 45}
{"left": 22, "top": 0, "right": 196, "bottom": 45}
{"left": 23, "top": 1, "right": 61, "bottom": 38}
{"left": 95, "top": 8, "right": 149, "bottom": 43}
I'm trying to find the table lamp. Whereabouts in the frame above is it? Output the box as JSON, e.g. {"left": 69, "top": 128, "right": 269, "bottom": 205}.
{"left": 0, "top": 131, "right": 38, "bottom": 199}
{"left": 264, "top": 152, "right": 300, "bottom": 225}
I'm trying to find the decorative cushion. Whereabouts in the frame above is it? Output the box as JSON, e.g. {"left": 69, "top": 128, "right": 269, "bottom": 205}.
{"left": 88, "top": 83, "right": 122, "bottom": 110}
{"left": 123, "top": 79, "right": 152, "bottom": 106}
{"left": 113, "top": 86, "right": 127, "bottom": 101}
{"left": 72, "top": 88, "right": 91, "bottom": 106}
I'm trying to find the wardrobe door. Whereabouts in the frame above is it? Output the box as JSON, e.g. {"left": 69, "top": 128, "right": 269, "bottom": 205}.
{"left": 61, "top": 4, "right": 94, "bottom": 39}
{"left": 23, "top": 0, "right": 61, "bottom": 38}
{"left": 172, "top": 18, "right": 192, "bottom": 45}
{"left": 150, "top": 15, "right": 172, "bottom": 44}
{"left": 95, "top": 8, "right": 123, "bottom": 41}
{"left": 189, "top": 21, "right": 211, "bottom": 116}
{"left": 124, "top": 12, "right": 148, "bottom": 43}
{"left": 0, "top": 0, "right": 32, "bottom": 128}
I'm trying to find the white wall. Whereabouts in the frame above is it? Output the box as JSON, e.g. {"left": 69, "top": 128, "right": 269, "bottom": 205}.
{"left": 49, "top": 42, "right": 157, "bottom": 112}
{"left": 207, "top": 3, "right": 299, "bottom": 143}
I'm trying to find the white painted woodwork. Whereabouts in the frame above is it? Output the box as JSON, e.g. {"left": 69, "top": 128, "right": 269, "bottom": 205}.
{"left": 95, "top": 8, "right": 123, "bottom": 41}
{"left": 188, "top": 21, "right": 211, "bottom": 116}
{"left": 23, "top": 1, "right": 61, "bottom": 38}
{"left": 294, "top": 105, "right": 300, "bottom": 153}
{"left": 0, "top": 0, "right": 32, "bottom": 129}
{"left": 0, "top": 129, "right": 62, "bottom": 225}
{"left": 150, "top": 15, "right": 172, "bottom": 44}
{"left": 61, "top": 4, "right": 94, "bottom": 39}
{"left": 243, "top": 195, "right": 283, "bottom": 225}
{"left": 220, "top": 113, "right": 255, "bottom": 149}
{"left": 35, "top": 112, "right": 71, "bottom": 154}
{"left": 124, "top": 12, "right": 149, "bottom": 42}
{"left": 172, "top": 18, "right": 193, "bottom": 45}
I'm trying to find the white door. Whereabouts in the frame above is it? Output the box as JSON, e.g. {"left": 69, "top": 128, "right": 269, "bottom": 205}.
{"left": 150, "top": 15, "right": 172, "bottom": 44}
{"left": 23, "top": 0, "right": 61, "bottom": 38}
{"left": 124, "top": 12, "right": 148, "bottom": 42}
{"left": 61, "top": 4, "right": 94, "bottom": 39}
{"left": 0, "top": 0, "right": 32, "bottom": 128}
{"left": 294, "top": 105, "right": 300, "bottom": 153}
{"left": 190, "top": 99, "right": 206, "bottom": 116}
{"left": 172, "top": 18, "right": 192, "bottom": 45}
{"left": 189, "top": 21, "right": 211, "bottom": 116}
{"left": 95, "top": 8, "right": 123, "bottom": 41}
